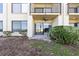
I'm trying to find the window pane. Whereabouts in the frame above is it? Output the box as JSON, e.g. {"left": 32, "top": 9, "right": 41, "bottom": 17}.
{"left": 0, "top": 3, "right": 3, "bottom": 13}
{"left": 0, "top": 21, "right": 3, "bottom": 31}
{"left": 44, "top": 23, "right": 49, "bottom": 28}
{"left": 36, "top": 23, "right": 41, "bottom": 32}
{"left": 22, "top": 4, "right": 28, "bottom": 13}
{"left": 12, "top": 4, "right": 21, "bottom": 13}
{"left": 13, "top": 21, "right": 21, "bottom": 32}
{"left": 12, "top": 21, "right": 27, "bottom": 32}
{"left": 21, "top": 21, "right": 27, "bottom": 30}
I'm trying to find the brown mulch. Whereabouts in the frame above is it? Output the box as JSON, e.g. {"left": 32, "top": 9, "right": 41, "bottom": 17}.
{"left": 0, "top": 36, "right": 49, "bottom": 56}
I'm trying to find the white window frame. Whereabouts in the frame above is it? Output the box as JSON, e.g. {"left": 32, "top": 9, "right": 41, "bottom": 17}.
{"left": 12, "top": 3, "right": 27, "bottom": 13}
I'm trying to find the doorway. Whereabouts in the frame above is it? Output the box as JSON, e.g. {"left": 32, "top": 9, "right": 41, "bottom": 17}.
{"left": 34, "top": 22, "right": 51, "bottom": 35}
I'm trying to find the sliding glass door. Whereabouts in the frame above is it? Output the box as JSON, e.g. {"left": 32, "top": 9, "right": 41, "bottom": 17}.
{"left": 35, "top": 23, "right": 43, "bottom": 35}
{"left": 35, "top": 22, "right": 51, "bottom": 35}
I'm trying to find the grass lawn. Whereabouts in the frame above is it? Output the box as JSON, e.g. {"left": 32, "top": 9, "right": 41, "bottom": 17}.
{"left": 0, "top": 36, "right": 79, "bottom": 56}
{"left": 31, "top": 40, "right": 79, "bottom": 56}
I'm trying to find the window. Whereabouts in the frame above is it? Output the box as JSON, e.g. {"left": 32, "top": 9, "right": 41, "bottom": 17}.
{"left": 0, "top": 21, "right": 3, "bottom": 31}
{"left": 12, "top": 3, "right": 27, "bottom": 13}
{"left": 12, "top": 3, "right": 21, "bottom": 13}
{"left": 0, "top": 3, "right": 3, "bottom": 13}
{"left": 12, "top": 21, "right": 27, "bottom": 32}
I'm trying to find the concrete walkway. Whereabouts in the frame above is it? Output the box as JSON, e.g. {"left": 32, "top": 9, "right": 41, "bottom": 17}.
{"left": 30, "top": 34, "right": 51, "bottom": 42}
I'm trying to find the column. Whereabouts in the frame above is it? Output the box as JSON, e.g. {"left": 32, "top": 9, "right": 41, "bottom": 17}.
{"left": 57, "top": 15, "right": 63, "bottom": 25}
{"left": 57, "top": 3, "right": 64, "bottom": 26}
{"left": 63, "top": 3, "right": 69, "bottom": 26}
{"left": 57, "top": 3, "right": 69, "bottom": 26}
{"left": 27, "top": 16, "right": 33, "bottom": 37}
{"left": 27, "top": 3, "right": 34, "bottom": 37}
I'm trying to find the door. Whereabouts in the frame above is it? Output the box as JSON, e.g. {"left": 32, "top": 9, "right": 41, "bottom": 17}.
{"left": 43, "top": 23, "right": 51, "bottom": 34}
{"left": 35, "top": 23, "right": 44, "bottom": 35}
{"left": 35, "top": 22, "right": 52, "bottom": 35}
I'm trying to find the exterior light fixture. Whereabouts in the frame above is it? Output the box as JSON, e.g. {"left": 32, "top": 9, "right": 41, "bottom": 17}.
{"left": 43, "top": 15, "right": 48, "bottom": 21}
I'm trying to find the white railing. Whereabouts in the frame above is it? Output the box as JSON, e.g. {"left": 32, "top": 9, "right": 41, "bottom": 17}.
{"left": 69, "top": 8, "right": 79, "bottom": 13}
{"left": 31, "top": 8, "right": 60, "bottom": 13}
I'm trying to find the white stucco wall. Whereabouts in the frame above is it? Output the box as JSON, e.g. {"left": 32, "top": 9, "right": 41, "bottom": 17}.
{"left": 52, "top": 15, "right": 63, "bottom": 27}
{"left": 52, "top": 16, "right": 58, "bottom": 27}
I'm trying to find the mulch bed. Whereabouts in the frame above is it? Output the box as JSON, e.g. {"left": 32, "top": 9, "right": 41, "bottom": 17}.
{"left": 0, "top": 36, "right": 49, "bottom": 56}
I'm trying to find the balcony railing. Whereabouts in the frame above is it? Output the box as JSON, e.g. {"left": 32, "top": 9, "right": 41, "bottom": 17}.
{"left": 31, "top": 8, "right": 60, "bottom": 13}
{"left": 68, "top": 8, "right": 79, "bottom": 13}
{"left": 30, "top": 3, "right": 61, "bottom": 14}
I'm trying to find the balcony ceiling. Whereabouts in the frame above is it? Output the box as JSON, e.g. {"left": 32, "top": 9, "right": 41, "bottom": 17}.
{"left": 69, "top": 15, "right": 79, "bottom": 23}
{"left": 69, "top": 3, "right": 79, "bottom": 8}
{"left": 31, "top": 3, "right": 59, "bottom": 8}
{"left": 69, "top": 15, "right": 79, "bottom": 20}
{"left": 33, "top": 15, "right": 57, "bottom": 20}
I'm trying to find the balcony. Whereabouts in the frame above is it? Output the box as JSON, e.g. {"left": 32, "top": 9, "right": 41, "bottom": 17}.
{"left": 68, "top": 3, "right": 79, "bottom": 15}
{"left": 30, "top": 3, "right": 61, "bottom": 15}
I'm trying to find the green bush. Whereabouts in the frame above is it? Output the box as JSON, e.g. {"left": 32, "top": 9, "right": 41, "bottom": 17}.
{"left": 3, "top": 31, "right": 12, "bottom": 36}
{"left": 49, "top": 26, "right": 79, "bottom": 45}
{"left": 19, "top": 30, "right": 27, "bottom": 36}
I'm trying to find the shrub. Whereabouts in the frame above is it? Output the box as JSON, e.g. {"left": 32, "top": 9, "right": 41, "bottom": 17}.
{"left": 19, "top": 30, "right": 27, "bottom": 36}
{"left": 3, "top": 31, "right": 12, "bottom": 36}
{"left": 49, "top": 26, "right": 79, "bottom": 45}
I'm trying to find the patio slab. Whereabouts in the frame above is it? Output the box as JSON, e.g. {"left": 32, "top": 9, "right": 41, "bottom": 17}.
{"left": 30, "top": 35, "right": 51, "bottom": 42}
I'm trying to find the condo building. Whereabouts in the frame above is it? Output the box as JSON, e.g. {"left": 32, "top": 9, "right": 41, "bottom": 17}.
{"left": 0, "top": 3, "right": 78, "bottom": 37}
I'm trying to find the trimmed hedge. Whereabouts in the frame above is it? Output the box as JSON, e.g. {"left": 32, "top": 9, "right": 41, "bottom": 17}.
{"left": 19, "top": 30, "right": 27, "bottom": 36}
{"left": 3, "top": 31, "right": 12, "bottom": 36}
{"left": 49, "top": 26, "right": 79, "bottom": 45}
